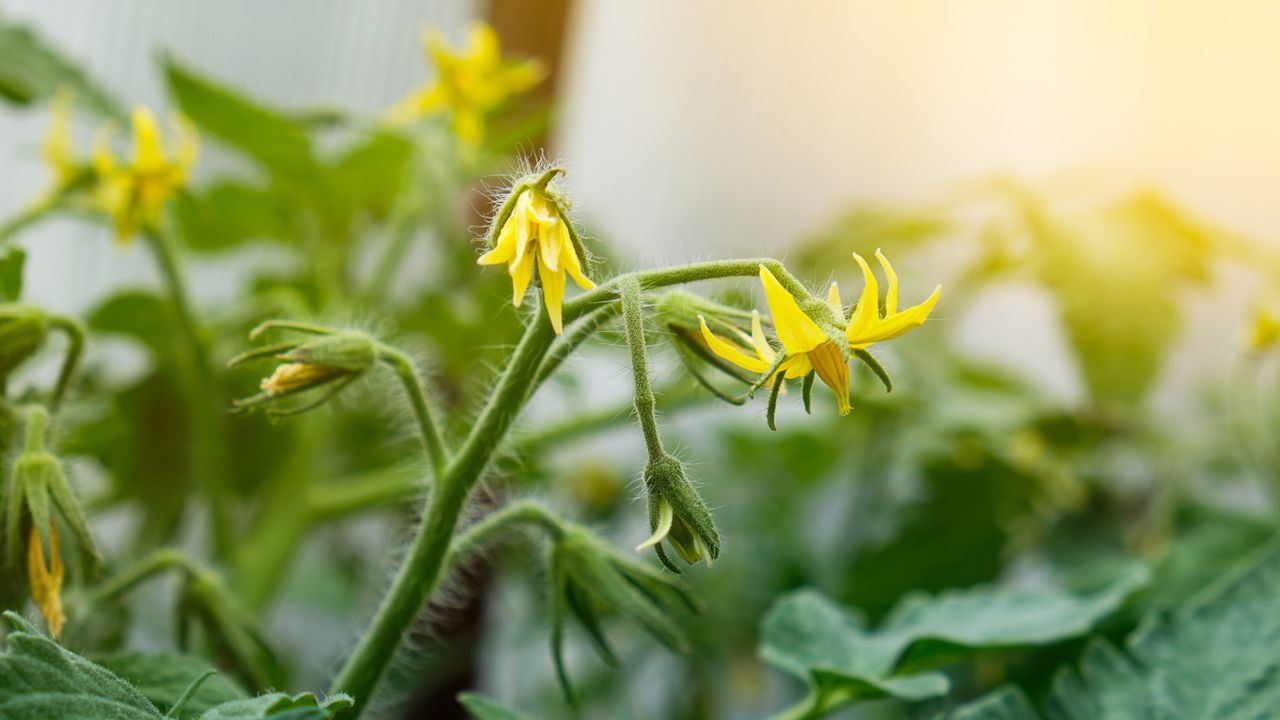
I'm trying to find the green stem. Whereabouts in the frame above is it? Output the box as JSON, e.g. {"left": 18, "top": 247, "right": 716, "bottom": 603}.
{"left": 47, "top": 315, "right": 86, "bottom": 412}
{"left": 620, "top": 276, "right": 664, "bottom": 459}
{"left": 365, "top": 202, "right": 423, "bottom": 304}
{"left": 442, "top": 500, "right": 564, "bottom": 572}
{"left": 331, "top": 257, "right": 788, "bottom": 714}
{"left": 309, "top": 468, "right": 423, "bottom": 520}
{"left": 82, "top": 548, "right": 194, "bottom": 609}
{"left": 377, "top": 347, "right": 448, "bottom": 480}
{"left": 142, "top": 227, "right": 232, "bottom": 558}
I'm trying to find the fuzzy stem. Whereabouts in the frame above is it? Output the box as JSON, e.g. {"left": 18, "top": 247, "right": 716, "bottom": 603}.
{"left": 331, "top": 256, "right": 793, "bottom": 714}
{"left": 442, "top": 500, "right": 564, "bottom": 572}
{"left": 82, "top": 548, "right": 195, "bottom": 608}
{"left": 23, "top": 405, "right": 47, "bottom": 452}
{"left": 620, "top": 276, "right": 664, "bottom": 459}
{"left": 378, "top": 347, "right": 448, "bottom": 480}
{"left": 142, "top": 227, "right": 232, "bottom": 558}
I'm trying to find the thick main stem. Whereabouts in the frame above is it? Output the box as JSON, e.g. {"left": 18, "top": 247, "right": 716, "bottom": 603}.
{"left": 331, "top": 257, "right": 784, "bottom": 714}
{"left": 143, "top": 228, "right": 232, "bottom": 557}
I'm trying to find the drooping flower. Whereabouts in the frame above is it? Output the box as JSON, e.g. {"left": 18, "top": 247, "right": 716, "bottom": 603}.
{"left": 477, "top": 175, "right": 593, "bottom": 334}
{"left": 230, "top": 325, "right": 377, "bottom": 416}
{"left": 840, "top": 249, "right": 941, "bottom": 350}
{"left": 387, "top": 22, "right": 545, "bottom": 147}
{"left": 93, "top": 106, "right": 199, "bottom": 243}
{"left": 701, "top": 265, "right": 852, "bottom": 414}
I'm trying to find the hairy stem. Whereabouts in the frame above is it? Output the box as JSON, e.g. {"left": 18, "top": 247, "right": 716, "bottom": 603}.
{"left": 378, "top": 347, "right": 449, "bottom": 480}
{"left": 331, "top": 256, "right": 790, "bottom": 714}
{"left": 46, "top": 315, "right": 86, "bottom": 412}
{"left": 442, "top": 500, "right": 564, "bottom": 572}
{"left": 620, "top": 276, "right": 664, "bottom": 459}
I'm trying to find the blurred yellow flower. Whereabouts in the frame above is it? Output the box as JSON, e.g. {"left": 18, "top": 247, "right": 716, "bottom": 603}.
{"left": 838, "top": 249, "right": 941, "bottom": 350}
{"left": 41, "top": 90, "right": 79, "bottom": 198}
{"left": 27, "top": 523, "right": 65, "bottom": 637}
{"left": 93, "top": 106, "right": 199, "bottom": 243}
{"left": 701, "top": 265, "right": 852, "bottom": 415}
{"left": 1246, "top": 302, "right": 1280, "bottom": 352}
{"left": 388, "top": 22, "right": 545, "bottom": 147}
{"left": 477, "top": 186, "right": 593, "bottom": 334}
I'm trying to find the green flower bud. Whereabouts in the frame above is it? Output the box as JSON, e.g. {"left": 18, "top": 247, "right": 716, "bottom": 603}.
{"left": 635, "top": 454, "right": 721, "bottom": 573}
{"left": 230, "top": 324, "right": 377, "bottom": 417}
{"left": 0, "top": 305, "right": 49, "bottom": 381}
{"left": 548, "top": 525, "right": 697, "bottom": 701}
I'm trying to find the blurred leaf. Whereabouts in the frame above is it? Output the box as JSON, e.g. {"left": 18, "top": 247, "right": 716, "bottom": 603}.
{"left": 0, "top": 247, "right": 25, "bottom": 301}
{"left": 164, "top": 57, "right": 315, "bottom": 180}
{"left": 1049, "top": 534, "right": 1280, "bottom": 719}
{"left": 88, "top": 290, "right": 170, "bottom": 357}
{"left": 761, "top": 566, "right": 1147, "bottom": 717}
{"left": 174, "top": 183, "right": 296, "bottom": 252}
{"left": 796, "top": 204, "right": 951, "bottom": 273}
{"left": 96, "top": 652, "right": 247, "bottom": 719}
{"left": 322, "top": 130, "right": 413, "bottom": 224}
{"left": 0, "top": 611, "right": 162, "bottom": 719}
{"left": 941, "top": 686, "right": 1038, "bottom": 720}
{"left": 457, "top": 692, "right": 534, "bottom": 720}
{"left": 0, "top": 20, "right": 119, "bottom": 116}
{"left": 196, "top": 692, "right": 352, "bottom": 720}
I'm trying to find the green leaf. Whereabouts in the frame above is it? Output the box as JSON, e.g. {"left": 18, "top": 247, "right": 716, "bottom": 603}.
{"left": 0, "top": 248, "right": 26, "bottom": 302}
{"left": 941, "top": 686, "right": 1038, "bottom": 720}
{"left": 1048, "top": 534, "right": 1280, "bottom": 719}
{"left": 322, "top": 130, "right": 413, "bottom": 224}
{"left": 172, "top": 183, "right": 297, "bottom": 252}
{"left": 0, "top": 611, "right": 163, "bottom": 719}
{"left": 457, "top": 692, "right": 535, "bottom": 720}
{"left": 0, "top": 20, "right": 119, "bottom": 116}
{"left": 761, "top": 566, "right": 1147, "bottom": 717}
{"left": 197, "top": 692, "right": 352, "bottom": 720}
{"left": 88, "top": 290, "right": 172, "bottom": 357}
{"left": 95, "top": 652, "right": 247, "bottom": 719}
{"left": 163, "top": 57, "right": 315, "bottom": 181}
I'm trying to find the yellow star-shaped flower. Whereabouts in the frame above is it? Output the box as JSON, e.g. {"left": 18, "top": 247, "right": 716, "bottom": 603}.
{"left": 93, "top": 107, "right": 199, "bottom": 243}
{"left": 839, "top": 249, "right": 941, "bottom": 350}
{"left": 388, "top": 22, "right": 545, "bottom": 147}
{"left": 477, "top": 185, "right": 593, "bottom": 334}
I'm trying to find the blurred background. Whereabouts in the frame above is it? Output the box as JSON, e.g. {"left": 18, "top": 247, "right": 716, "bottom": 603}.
{"left": 4, "top": 2, "right": 1280, "bottom": 719}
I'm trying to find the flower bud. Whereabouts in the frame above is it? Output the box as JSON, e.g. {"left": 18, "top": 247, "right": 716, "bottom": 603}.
{"left": 635, "top": 454, "right": 720, "bottom": 572}
{"left": 231, "top": 328, "right": 377, "bottom": 416}
{"left": 0, "top": 304, "right": 49, "bottom": 381}
{"left": 548, "top": 525, "right": 697, "bottom": 701}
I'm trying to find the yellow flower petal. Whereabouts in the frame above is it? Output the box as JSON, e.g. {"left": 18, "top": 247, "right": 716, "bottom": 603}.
{"left": 826, "top": 281, "right": 846, "bottom": 325}
{"left": 699, "top": 316, "right": 771, "bottom": 374}
{"left": 748, "top": 310, "right": 777, "bottom": 362}
{"left": 863, "top": 285, "right": 941, "bottom": 345}
{"left": 558, "top": 223, "right": 595, "bottom": 289}
{"left": 27, "top": 523, "right": 65, "bottom": 637}
{"left": 509, "top": 250, "right": 535, "bottom": 307}
{"left": 875, "top": 249, "right": 899, "bottom": 315}
{"left": 846, "top": 252, "right": 881, "bottom": 346}
{"left": 538, "top": 254, "right": 567, "bottom": 334}
{"left": 758, "top": 265, "right": 828, "bottom": 355}
{"left": 477, "top": 205, "right": 521, "bottom": 266}
{"left": 131, "top": 107, "right": 165, "bottom": 171}
{"left": 807, "top": 341, "right": 851, "bottom": 415}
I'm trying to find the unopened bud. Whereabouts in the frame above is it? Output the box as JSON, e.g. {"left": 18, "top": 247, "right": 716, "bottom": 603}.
{"left": 635, "top": 454, "right": 720, "bottom": 572}
{"left": 232, "top": 329, "right": 377, "bottom": 415}
{"left": 0, "top": 305, "right": 49, "bottom": 380}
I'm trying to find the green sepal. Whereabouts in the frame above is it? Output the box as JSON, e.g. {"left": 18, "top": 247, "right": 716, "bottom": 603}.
{"left": 280, "top": 332, "right": 376, "bottom": 373}
{"left": 767, "top": 372, "right": 786, "bottom": 431}
{"left": 854, "top": 348, "right": 893, "bottom": 393}
{"left": 643, "top": 454, "right": 721, "bottom": 565}
{"left": 801, "top": 371, "right": 815, "bottom": 414}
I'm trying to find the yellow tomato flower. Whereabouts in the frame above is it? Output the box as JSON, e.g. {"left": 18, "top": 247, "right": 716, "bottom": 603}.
{"left": 1246, "top": 302, "right": 1280, "bottom": 352}
{"left": 27, "top": 522, "right": 65, "bottom": 637}
{"left": 477, "top": 186, "right": 594, "bottom": 334}
{"left": 93, "top": 106, "right": 199, "bottom": 243}
{"left": 840, "top": 249, "right": 941, "bottom": 350}
{"left": 701, "top": 265, "right": 852, "bottom": 415}
{"left": 388, "top": 22, "right": 545, "bottom": 147}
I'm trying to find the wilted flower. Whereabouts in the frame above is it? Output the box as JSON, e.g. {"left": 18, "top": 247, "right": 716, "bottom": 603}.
{"left": 3, "top": 408, "right": 99, "bottom": 637}
{"left": 387, "top": 22, "right": 544, "bottom": 147}
{"left": 230, "top": 325, "right": 377, "bottom": 416}
{"left": 635, "top": 454, "right": 720, "bottom": 571}
{"left": 548, "top": 524, "right": 697, "bottom": 701}
{"left": 477, "top": 169, "right": 594, "bottom": 334}
{"left": 93, "top": 106, "right": 199, "bottom": 242}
